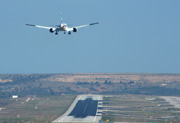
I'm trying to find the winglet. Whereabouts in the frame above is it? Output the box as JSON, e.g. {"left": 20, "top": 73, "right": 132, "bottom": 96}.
{"left": 89, "top": 22, "right": 99, "bottom": 25}
{"left": 26, "top": 24, "right": 36, "bottom": 27}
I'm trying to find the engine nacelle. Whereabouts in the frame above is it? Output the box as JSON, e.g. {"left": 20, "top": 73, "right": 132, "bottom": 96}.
{"left": 73, "top": 28, "right": 78, "bottom": 32}
{"left": 49, "top": 28, "right": 55, "bottom": 33}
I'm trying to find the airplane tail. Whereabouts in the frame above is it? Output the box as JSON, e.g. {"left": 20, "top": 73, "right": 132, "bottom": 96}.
{"left": 60, "top": 12, "right": 63, "bottom": 23}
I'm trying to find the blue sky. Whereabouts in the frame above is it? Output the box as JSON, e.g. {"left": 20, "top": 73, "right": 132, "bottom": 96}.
{"left": 0, "top": 0, "right": 180, "bottom": 73}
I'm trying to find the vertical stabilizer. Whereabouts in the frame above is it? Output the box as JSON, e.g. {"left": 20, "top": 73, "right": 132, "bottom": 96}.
{"left": 60, "top": 12, "right": 63, "bottom": 23}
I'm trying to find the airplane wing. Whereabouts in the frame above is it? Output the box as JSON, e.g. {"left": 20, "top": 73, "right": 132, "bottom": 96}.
{"left": 66, "top": 22, "right": 99, "bottom": 31}
{"left": 26, "top": 24, "right": 56, "bottom": 30}
{"left": 76, "top": 22, "right": 99, "bottom": 29}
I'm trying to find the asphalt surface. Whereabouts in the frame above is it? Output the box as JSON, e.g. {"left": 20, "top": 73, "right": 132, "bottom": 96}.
{"left": 52, "top": 95, "right": 102, "bottom": 123}
{"left": 161, "top": 96, "right": 180, "bottom": 108}
{"left": 68, "top": 98, "right": 98, "bottom": 118}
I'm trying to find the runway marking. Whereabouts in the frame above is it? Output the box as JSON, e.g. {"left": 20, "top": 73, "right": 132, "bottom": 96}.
{"left": 94, "top": 115, "right": 96, "bottom": 122}
{"left": 58, "top": 116, "right": 66, "bottom": 122}
{"left": 83, "top": 103, "right": 88, "bottom": 114}
{"left": 78, "top": 95, "right": 81, "bottom": 100}
{"left": 94, "top": 95, "right": 100, "bottom": 122}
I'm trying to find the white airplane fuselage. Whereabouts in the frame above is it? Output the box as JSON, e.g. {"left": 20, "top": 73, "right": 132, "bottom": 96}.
{"left": 59, "top": 23, "right": 68, "bottom": 31}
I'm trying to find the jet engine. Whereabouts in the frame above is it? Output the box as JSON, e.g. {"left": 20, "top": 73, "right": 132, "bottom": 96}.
{"left": 73, "top": 28, "right": 78, "bottom": 32}
{"left": 49, "top": 28, "right": 55, "bottom": 33}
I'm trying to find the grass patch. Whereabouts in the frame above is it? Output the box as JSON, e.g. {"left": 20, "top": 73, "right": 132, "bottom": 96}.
{"left": 0, "top": 94, "right": 76, "bottom": 123}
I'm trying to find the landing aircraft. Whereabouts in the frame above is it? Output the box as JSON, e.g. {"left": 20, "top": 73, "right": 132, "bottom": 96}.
{"left": 26, "top": 15, "right": 99, "bottom": 35}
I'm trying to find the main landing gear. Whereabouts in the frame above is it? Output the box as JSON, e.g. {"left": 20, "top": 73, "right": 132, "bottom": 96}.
{"left": 55, "top": 31, "right": 71, "bottom": 35}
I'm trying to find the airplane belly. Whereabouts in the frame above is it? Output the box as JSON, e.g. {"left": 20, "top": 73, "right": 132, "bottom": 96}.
{"left": 59, "top": 27, "right": 66, "bottom": 31}
{"left": 59, "top": 28, "right": 65, "bottom": 31}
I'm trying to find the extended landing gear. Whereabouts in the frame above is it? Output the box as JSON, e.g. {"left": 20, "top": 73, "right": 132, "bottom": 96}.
{"left": 64, "top": 32, "right": 66, "bottom": 34}
{"left": 68, "top": 31, "right": 71, "bottom": 35}
{"left": 55, "top": 32, "right": 58, "bottom": 35}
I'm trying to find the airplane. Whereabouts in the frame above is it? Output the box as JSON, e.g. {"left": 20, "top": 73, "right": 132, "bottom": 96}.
{"left": 26, "top": 15, "right": 99, "bottom": 35}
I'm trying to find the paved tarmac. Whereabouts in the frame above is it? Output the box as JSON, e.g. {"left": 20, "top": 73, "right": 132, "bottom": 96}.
{"left": 161, "top": 96, "right": 180, "bottom": 108}
{"left": 52, "top": 94, "right": 102, "bottom": 123}
{"left": 69, "top": 98, "right": 98, "bottom": 118}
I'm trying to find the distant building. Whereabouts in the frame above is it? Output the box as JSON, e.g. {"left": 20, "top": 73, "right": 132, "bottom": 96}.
{"left": 161, "top": 83, "right": 167, "bottom": 86}
{"left": 12, "top": 95, "right": 18, "bottom": 99}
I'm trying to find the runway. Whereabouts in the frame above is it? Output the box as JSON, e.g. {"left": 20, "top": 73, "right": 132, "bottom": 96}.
{"left": 52, "top": 94, "right": 102, "bottom": 123}
{"left": 161, "top": 96, "right": 180, "bottom": 109}
{"left": 69, "top": 98, "right": 98, "bottom": 118}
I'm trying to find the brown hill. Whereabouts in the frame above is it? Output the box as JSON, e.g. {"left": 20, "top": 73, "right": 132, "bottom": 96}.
{"left": 42, "top": 73, "right": 180, "bottom": 83}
